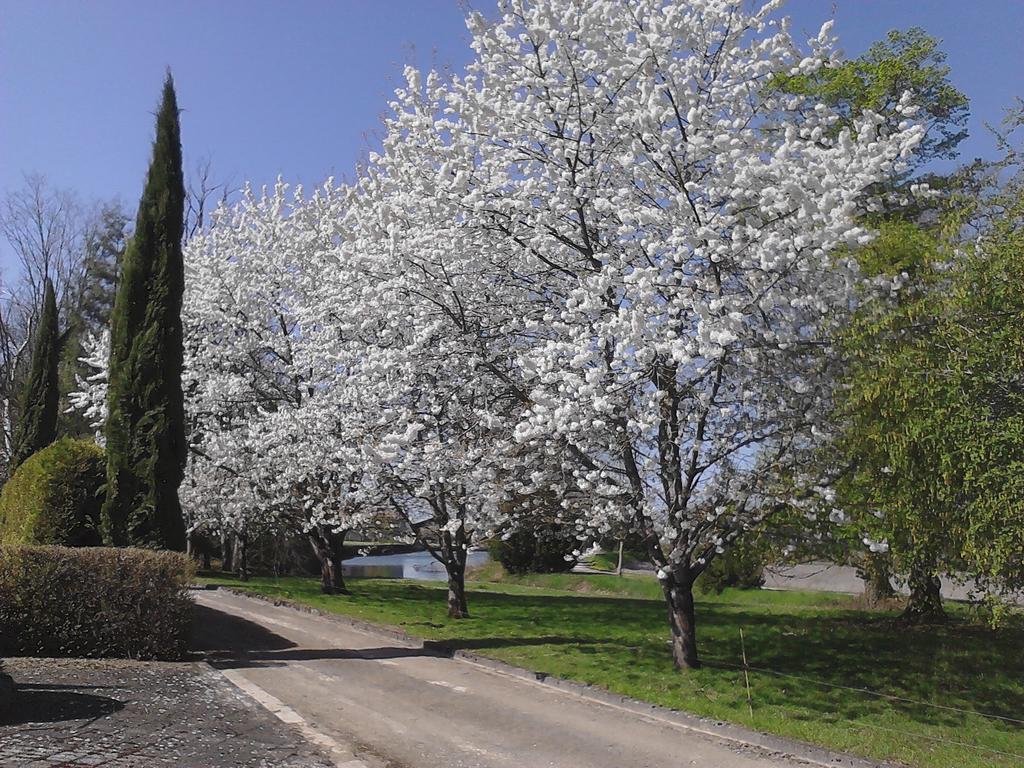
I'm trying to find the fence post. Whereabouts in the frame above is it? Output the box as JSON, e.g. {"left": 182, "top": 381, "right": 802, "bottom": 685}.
{"left": 740, "top": 627, "right": 753, "bottom": 719}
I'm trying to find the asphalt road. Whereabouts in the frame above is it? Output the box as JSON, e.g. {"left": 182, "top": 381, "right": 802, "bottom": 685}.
{"left": 192, "top": 589, "right": 839, "bottom": 768}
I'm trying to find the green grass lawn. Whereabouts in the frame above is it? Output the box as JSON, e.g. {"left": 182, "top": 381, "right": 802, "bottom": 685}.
{"left": 198, "top": 568, "right": 1024, "bottom": 768}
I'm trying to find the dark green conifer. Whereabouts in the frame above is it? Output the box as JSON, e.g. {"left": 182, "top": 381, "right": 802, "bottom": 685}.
{"left": 12, "top": 278, "right": 60, "bottom": 469}
{"left": 102, "top": 73, "right": 187, "bottom": 550}
{"left": 59, "top": 203, "right": 129, "bottom": 438}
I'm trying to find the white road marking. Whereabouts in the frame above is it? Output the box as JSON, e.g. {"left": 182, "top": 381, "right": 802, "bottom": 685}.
{"left": 428, "top": 679, "right": 468, "bottom": 692}
{"left": 217, "top": 667, "right": 372, "bottom": 768}
{"left": 291, "top": 663, "right": 410, "bottom": 735}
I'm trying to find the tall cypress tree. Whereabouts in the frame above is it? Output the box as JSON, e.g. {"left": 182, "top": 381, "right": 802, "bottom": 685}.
{"left": 101, "top": 73, "right": 187, "bottom": 550}
{"left": 12, "top": 278, "right": 60, "bottom": 469}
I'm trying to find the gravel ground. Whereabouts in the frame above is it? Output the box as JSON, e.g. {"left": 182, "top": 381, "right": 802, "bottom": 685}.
{"left": 0, "top": 657, "right": 333, "bottom": 768}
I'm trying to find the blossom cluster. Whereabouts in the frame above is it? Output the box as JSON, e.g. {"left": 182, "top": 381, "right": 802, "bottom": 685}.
{"left": 73, "top": 0, "right": 922, "bottom": 582}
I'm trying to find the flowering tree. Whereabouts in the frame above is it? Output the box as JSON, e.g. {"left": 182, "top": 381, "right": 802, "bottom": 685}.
{"left": 69, "top": 0, "right": 925, "bottom": 664}
{"left": 180, "top": 181, "right": 372, "bottom": 592}
{"left": 67, "top": 330, "right": 109, "bottom": 446}
{"left": 367, "top": 0, "right": 923, "bottom": 666}
{"left": 340, "top": 139, "right": 525, "bottom": 618}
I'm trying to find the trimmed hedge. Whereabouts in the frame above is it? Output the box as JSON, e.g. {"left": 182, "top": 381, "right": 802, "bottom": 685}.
{"left": 0, "top": 437, "right": 105, "bottom": 547}
{"left": 0, "top": 545, "right": 195, "bottom": 660}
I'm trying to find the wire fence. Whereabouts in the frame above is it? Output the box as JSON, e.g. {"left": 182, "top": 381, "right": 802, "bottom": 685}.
{"left": 705, "top": 656, "right": 1024, "bottom": 726}
{"left": 847, "top": 719, "right": 1024, "bottom": 762}
{"left": 700, "top": 630, "right": 1024, "bottom": 763}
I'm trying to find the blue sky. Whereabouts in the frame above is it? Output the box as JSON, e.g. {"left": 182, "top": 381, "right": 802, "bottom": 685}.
{"left": 2, "top": 0, "right": 1022, "bottom": 268}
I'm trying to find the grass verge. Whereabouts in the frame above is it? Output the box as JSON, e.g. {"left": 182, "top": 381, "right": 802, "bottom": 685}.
{"left": 198, "top": 568, "right": 1024, "bottom": 768}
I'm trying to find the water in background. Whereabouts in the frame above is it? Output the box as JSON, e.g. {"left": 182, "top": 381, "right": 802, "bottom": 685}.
{"left": 342, "top": 550, "right": 490, "bottom": 581}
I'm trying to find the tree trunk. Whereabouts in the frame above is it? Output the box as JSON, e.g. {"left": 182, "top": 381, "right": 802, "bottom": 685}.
{"left": 187, "top": 530, "right": 213, "bottom": 571}
{"left": 308, "top": 525, "right": 349, "bottom": 595}
{"left": 661, "top": 567, "right": 700, "bottom": 670}
{"left": 443, "top": 530, "right": 469, "bottom": 619}
{"left": 903, "top": 556, "right": 945, "bottom": 622}
{"left": 220, "top": 531, "right": 233, "bottom": 572}
{"left": 616, "top": 539, "right": 625, "bottom": 577}
{"left": 446, "top": 565, "right": 469, "bottom": 619}
{"left": 235, "top": 533, "right": 249, "bottom": 582}
{"left": 862, "top": 552, "right": 896, "bottom": 606}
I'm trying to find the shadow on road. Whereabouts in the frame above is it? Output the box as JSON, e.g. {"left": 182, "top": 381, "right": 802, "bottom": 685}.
{"left": 205, "top": 645, "right": 449, "bottom": 669}
{"left": 1, "top": 685, "right": 125, "bottom": 726}
{"left": 190, "top": 602, "right": 297, "bottom": 659}
{"left": 191, "top": 601, "right": 445, "bottom": 669}
{"left": 191, "top": 601, "right": 623, "bottom": 671}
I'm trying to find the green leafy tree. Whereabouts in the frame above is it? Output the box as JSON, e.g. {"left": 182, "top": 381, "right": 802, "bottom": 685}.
{"left": 78, "top": 202, "right": 129, "bottom": 334}
{"left": 777, "top": 27, "right": 968, "bottom": 221}
{"left": 778, "top": 27, "right": 967, "bottom": 162}
{"left": 11, "top": 278, "right": 60, "bottom": 469}
{"left": 781, "top": 30, "right": 970, "bottom": 611}
{"left": 836, "top": 232, "right": 955, "bottom": 620}
{"left": 102, "top": 74, "right": 187, "bottom": 550}
{"left": 937, "top": 113, "right": 1024, "bottom": 614}
{"left": 836, "top": 112, "right": 1024, "bottom": 621}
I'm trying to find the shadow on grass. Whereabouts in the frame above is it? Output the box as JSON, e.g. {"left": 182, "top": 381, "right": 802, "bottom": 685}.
{"left": 371, "top": 583, "right": 1024, "bottom": 729}
{"left": 668, "top": 604, "right": 1024, "bottom": 731}
{"left": 426, "top": 636, "right": 621, "bottom": 652}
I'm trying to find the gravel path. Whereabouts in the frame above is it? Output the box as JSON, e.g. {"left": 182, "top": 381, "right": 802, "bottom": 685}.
{"left": 0, "top": 656, "right": 333, "bottom": 767}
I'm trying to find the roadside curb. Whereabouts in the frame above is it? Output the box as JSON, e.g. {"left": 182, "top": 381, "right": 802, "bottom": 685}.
{"left": 209, "top": 585, "right": 890, "bottom": 768}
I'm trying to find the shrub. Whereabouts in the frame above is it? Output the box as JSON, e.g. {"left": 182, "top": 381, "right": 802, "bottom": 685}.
{"left": 491, "top": 524, "right": 578, "bottom": 575}
{"left": 696, "top": 537, "right": 768, "bottom": 594}
{"left": 0, "top": 545, "right": 195, "bottom": 660}
{"left": 0, "top": 437, "right": 105, "bottom": 547}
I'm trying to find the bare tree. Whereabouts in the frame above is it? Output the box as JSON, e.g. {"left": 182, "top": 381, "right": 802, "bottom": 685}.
{"left": 0, "top": 291, "right": 34, "bottom": 469}
{"left": 0, "top": 174, "right": 87, "bottom": 478}
{"left": 0, "top": 174, "right": 87, "bottom": 318}
{"left": 185, "top": 156, "right": 233, "bottom": 241}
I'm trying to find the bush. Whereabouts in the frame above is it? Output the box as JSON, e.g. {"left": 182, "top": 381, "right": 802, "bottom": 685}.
{"left": 0, "top": 545, "right": 195, "bottom": 660}
{"left": 0, "top": 437, "right": 105, "bottom": 547}
{"left": 491, "top": 524, "right": 578, "bottom": 575}
{"left": 696, "top": 538, "right": 768, "bottom": 594}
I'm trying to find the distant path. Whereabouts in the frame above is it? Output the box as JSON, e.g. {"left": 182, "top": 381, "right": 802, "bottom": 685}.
{"left": 762, "top": 562, "right": 1024, "bottom": 605}
{"left": 578, "top": 559, "right": 1024, "bottom": 605}
{"left": 192, "top": 589, "right": 876, "bottom": 768}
